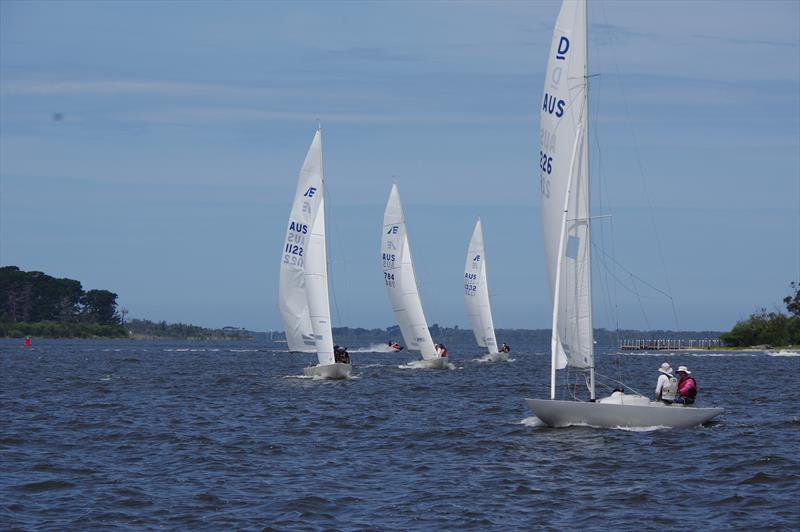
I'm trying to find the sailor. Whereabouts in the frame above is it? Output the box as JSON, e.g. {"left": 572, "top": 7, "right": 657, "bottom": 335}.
{"left": 333, "top": 344, "right": 347, "bottom": 363}
{"left": 675, "top": 366, "right": 698, "bottom": 404}
{"left": 341, "top": 347, "right": 350, "bottom": 365}
{"left": 499, "top": 342, "right": 510, "bottom": 353}
{"left": 435, "top": 343, "right": 448, "bottom": 358}
{"left": 654, "top": 362, "right": 678, "bottom": 404}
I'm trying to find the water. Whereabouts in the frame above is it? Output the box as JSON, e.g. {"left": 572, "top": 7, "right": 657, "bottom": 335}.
{"left": 2, "top": 338, "right": 798, "bottom": 529}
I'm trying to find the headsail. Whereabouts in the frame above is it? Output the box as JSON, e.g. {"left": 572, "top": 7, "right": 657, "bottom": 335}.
{"left": 540, "top": 0, "right": 593, "bottom": 372}
{"left": 464, "top": 219, "right": 498, "bottom": 354}
{"left": 278, "top": 130, "right": 334, "bottom": 364}
{"left": 382, "top": 184, "right": 437, "bottom": 359}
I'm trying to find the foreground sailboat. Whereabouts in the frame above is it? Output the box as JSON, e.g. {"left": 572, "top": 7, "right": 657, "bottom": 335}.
{"left": 278, "top": 128, "right": 351, "bottom": 379}
{"left": 525, "top": 0, "right": 722, "bottom": 428}
{"left": 464, "top": 219, "right": 506, "bottom": 362}
{"left": 382, "top": 183, "right": 449, "bottom": 369}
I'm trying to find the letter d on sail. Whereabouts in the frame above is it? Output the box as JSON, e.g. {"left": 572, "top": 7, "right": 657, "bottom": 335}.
{"left": 556, "top": 36, "right": 570, "bottom": 60}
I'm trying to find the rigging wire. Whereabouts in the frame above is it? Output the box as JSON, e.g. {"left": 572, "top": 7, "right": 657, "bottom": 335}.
{"left": 591, "top": 241, "right": 676, "bottom": 301}
{"left": 324, "top": 184, "right": 345, "bottom": 329}
{"left": 630, "top": 274, "right": 652, "bottom": 331}
{"left": 599, "top": 0, "right": 680, "bottom": 331}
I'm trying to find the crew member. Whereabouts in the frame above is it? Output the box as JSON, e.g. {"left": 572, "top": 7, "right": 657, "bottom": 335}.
{"left": 334, "top": 344, "right": 349, "bottom": 364}
{"left": 499, "top": 342, "right": 510, "bottom": 354}
{"left": 435, "top": 343, "right": 448, "bottom": 357}
{"left": 675, "top": 365, "right": 698, "bottom": 404}
{"left": 655, "top": 362, "right": 678, "bottom": 404}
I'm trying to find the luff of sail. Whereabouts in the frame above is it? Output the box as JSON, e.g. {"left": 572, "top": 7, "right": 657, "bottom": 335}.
{"left": 464, "top": 219, "right": 498, "bottom": 354}
{"left": 540, "top": 0, "right": 593, "bottom": 370}
{"left": 382, "top": 184, "right": 437, "bottom": 359}
{"left": 278, "top": 130, "right": 329, "bottom": 361}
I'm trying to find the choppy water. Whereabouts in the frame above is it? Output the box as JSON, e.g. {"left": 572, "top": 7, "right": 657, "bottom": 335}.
{"left": 1, "top": 338, "right": 798, "bottom": 529}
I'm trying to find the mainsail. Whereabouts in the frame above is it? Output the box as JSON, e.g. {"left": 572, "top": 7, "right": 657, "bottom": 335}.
{"left": 381, "top": 184, "right": 437, "bottom": 359}
{"left": 540, "top": 0, "right": 593, "bottom": 375}
{"left": 464, "top": 219, "right": 498, "bottom": 354}
{"left": 278, "top": 130, "right": 335, "bottom": 364}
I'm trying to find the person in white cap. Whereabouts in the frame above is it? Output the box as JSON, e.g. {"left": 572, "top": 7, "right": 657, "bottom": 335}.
{"left": 675, "top": 366, "right": 698, "bottom": 404}
{"left": 655, "top": 362, "right": 678, "bottom": 404}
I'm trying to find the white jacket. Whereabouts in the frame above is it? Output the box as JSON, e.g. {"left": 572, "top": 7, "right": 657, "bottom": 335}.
{"left": 655, "top": 373, "right": 678, "bottom": 401}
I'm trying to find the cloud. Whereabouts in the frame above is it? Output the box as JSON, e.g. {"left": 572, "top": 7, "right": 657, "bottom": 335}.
{"left": 689, "top": 34, "right": 799, "bottom": 49}
{"left": 114, "top": 106, "right": 533, "bottom": 127}
{"left": 314, "top": 46, "right": 422, "bottom": 63}
{"left": 0, "top": 79, "right": 374, "bottom": 101}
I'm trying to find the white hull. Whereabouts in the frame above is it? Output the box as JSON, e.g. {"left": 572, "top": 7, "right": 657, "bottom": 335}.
{"left": 303, "top": 362, "right": 352, "bottom": 379}
{"left": 526, "top": 396, "right": 724, "bottom": 429}
{"left": 476, "top": 352, "right": 509, "bottom": 363}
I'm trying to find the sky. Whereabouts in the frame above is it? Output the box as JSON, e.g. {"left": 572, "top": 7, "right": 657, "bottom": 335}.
{"left": 1, "top": 0, "right": 798, "bottom": 332}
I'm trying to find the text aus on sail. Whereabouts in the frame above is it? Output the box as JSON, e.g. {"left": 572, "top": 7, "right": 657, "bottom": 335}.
{"left": 282, "top": 185, "right": 319, "bottom": 268}
{"left": 540, "top": 35, "right": 572, "bottom": 200}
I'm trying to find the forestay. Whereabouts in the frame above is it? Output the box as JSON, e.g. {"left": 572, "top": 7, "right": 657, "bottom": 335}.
{"left": 464, "top": 219, "right": 498, "bottom": 354}
{"left": 278, "top": 131, "right": 334, "bottom": 365}
{"left": 381, "top": 184, "right": 437, "bottom": 359}
{"left": 539, "top": 0, "right": 593, "bottom": 371}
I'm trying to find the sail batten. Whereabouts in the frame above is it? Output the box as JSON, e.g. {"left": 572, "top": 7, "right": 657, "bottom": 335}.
{"left": 382, "top": 184, "right": 437, "bottom": 359}
{"left": 464, "top": 219, "right": 498, "bottom": 354}
{"left": 541, "top": 0, "right": 593, "bottom": 379}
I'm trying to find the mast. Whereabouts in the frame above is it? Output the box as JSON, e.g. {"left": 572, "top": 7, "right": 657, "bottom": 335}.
{"left": 584, "top": 0, "right": 595, "bottom": 400}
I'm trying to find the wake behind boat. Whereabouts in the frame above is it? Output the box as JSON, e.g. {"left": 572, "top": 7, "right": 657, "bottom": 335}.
{"left": 525, "top": 0, "right": 721, "bottom": 428}
{"left": 278, "top": 127, "right": 351, "bottom": 380}
{"left": 382, "top": 183, "right": 450, "bottom": 369}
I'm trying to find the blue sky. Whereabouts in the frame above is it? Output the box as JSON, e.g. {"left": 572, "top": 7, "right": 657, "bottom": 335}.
{"left": 1, "top": 0, "right": 798, "bottom": 331}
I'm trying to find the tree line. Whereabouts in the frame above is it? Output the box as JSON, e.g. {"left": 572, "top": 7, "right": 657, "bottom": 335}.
{"left": 720, "top": 282, "right": 800, "bottom": 347}
{"left": 0, "top": 266, "right": 124, "bottom": 337}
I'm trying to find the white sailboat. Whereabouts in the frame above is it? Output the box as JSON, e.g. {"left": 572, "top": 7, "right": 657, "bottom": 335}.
{"left": 525, "top": 0, "right": 722, "bottom": 428}
{"left": 464, "top": 219, "right": 506, "bottom": 362}
{"left": 382, "top": 183, "right": 449, "bottom": 369}
{"left": 278, "top": 128, "right": 351, "bottom": 379}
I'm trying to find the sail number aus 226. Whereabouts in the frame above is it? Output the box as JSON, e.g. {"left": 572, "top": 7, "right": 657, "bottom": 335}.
{"left": 539, "top": 151, "right": 553, "bottom": 174}
{"left": 540, "top": 150, "right": 553, "bottom": 199}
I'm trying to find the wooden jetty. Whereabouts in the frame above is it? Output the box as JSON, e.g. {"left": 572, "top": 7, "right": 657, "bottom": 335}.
{"left": 619, "top": 338, "right": 722, "bottom": 351}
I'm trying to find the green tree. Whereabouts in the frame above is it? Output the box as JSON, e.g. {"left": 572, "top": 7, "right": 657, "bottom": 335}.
{"left": 784, "top": 281, "right": 800, "bottom": 317}
{"left": 81, "top": 289, "right": 121, "bottom": 325}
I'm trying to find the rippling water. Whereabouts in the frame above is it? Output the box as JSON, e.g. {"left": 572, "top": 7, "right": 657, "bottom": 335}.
{"left": 1, "top": 338, "right": 798, "bottom": 529}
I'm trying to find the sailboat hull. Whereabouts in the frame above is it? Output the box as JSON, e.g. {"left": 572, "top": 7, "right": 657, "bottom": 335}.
{"left": 303, "top": 363, "right": 352, "bottom": 379}
{"left": 476, "top": 352, "right": 509, "bottom": 363}
{"left": 526, "top": 398, "right": 724, "bottom": 429}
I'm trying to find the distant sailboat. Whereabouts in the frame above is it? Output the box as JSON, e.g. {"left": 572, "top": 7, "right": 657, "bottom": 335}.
{"left": 382, "top": 183, "right": 449, "bottom": 369}
{"left": 278, "top": 128, "right": 351, "bottom": 379}
{"left": 525, "top": 0, "right": 722, "bottom": 428}
{"left": 464, "top": 219, "right": 506, "bottom": 362}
